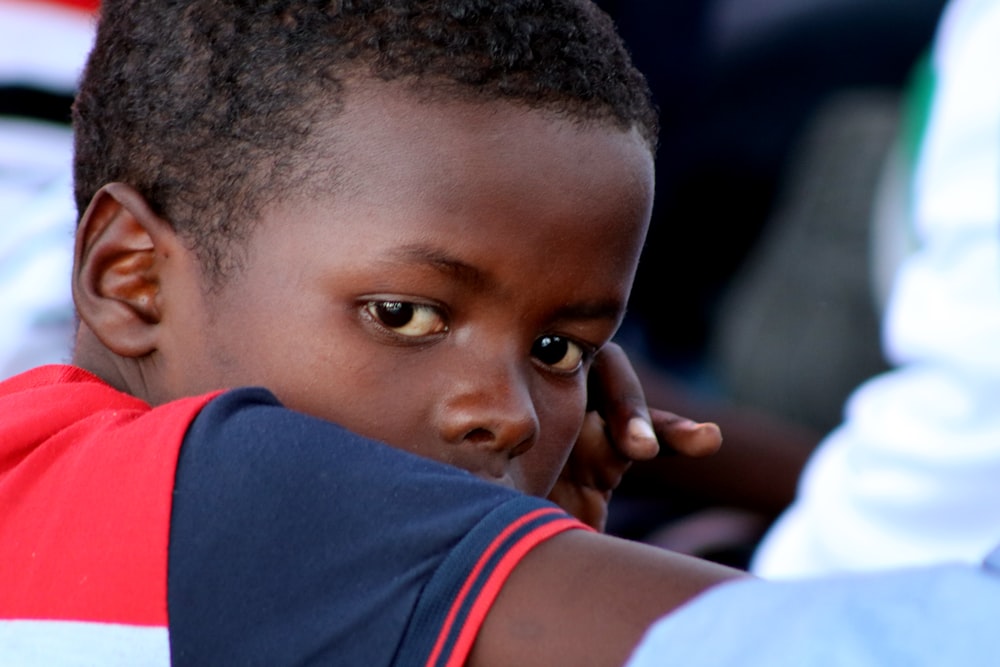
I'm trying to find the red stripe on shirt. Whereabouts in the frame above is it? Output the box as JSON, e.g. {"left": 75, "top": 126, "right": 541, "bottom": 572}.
{"left": 425, "top": 507, "right": 590, "bottom": 667}
{"left": 442, "top": 516, "right": 586, "bottom": 667}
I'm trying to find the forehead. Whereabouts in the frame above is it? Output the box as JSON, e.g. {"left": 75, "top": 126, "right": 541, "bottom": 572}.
{"left": 307, "top": 82, "right": 655, "bottom": 232}
{"left": 226, "top": 84, "right": 656, "bottom": 309}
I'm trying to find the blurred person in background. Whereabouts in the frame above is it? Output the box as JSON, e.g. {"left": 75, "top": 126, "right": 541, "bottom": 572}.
{"left": 620, "top": 2, "right": 1000, "bottom": 660}
{"left": 753, "top": 0, "right": 1000, "bottom": 577}
{"left": 0, "top": 0, "right": 97, "bottom": 379}
{"left": 597, "top": 0, "right": 950, "bottom": 567}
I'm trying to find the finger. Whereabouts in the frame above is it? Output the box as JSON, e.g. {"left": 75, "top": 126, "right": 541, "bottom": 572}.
{"left": 650, "top": 408, "right": 722, "bottom": 458}
{"left": 588, "top": 342, "right": 660, "bottom": 461}
{"left": 567, "top": 410, "right": 631, "bottom": 491}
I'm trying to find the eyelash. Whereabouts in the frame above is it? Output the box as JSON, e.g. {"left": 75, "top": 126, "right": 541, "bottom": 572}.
{"left": 362, "top": 299, "right": 593, "bottom": 373}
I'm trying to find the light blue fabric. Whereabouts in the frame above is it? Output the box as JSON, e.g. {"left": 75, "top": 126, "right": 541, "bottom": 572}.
{"left": 984, "top": 543, "right": 1000, "bottom": 572}
{"left": 627, "top": 550, "right": 1000, "bottom": 666}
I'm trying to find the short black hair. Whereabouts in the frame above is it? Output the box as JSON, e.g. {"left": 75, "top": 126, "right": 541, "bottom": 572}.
{"left": 73, "top": 0, "right": 657, "bottom": 279}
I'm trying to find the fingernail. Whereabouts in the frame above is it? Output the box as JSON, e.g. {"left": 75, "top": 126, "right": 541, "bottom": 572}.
{"left": 627, "top": 416, "right": 657, "bottom": 443}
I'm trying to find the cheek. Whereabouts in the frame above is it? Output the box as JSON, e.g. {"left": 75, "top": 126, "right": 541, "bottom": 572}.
{"left": 297, "top": 369, "right": 435, "bottom": 451}
{"left": 261, "top": 336, "right": 431, "bottom": 446}
{"left": 518, "top": 384, "right": 588, "bottom": 496}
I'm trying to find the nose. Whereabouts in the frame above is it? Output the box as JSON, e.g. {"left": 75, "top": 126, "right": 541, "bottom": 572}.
{"left": 434, "top": 355, "right": 539, "bottom": 466}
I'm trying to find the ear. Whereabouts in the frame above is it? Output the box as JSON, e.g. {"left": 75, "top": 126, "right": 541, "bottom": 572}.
{"left": 73, "top": 183, "right": 181, "bottom": 358}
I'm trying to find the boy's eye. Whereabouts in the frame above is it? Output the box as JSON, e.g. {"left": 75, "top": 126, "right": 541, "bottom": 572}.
{"left": 531, "top": 335, "right": 585, "bottom": 372}
{"left": 364, "top": 301, "right": 448, "bottom": 337}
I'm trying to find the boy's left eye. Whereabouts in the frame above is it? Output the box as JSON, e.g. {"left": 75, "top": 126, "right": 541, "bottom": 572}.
{"left": 531, "top": 335, "right": 586, "bottom": 372}
{"left": 364, "top": 300, "right": 448, "bottom": 337}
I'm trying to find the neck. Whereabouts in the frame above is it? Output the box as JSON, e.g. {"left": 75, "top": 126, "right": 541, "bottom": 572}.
{"left": 71, "top": 323, "right": 151, "bottom": 402}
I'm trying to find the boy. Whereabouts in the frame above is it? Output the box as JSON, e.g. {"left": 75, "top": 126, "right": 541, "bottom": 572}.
{"left": 0, "top": 1, "right": 740, "bottom": 665}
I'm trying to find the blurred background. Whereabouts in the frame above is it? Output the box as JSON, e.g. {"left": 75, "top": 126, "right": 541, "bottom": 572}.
{"left": 600, "top": 0, "right": 945, "bottom": 418}
{"left": 0, "top": 0, "right": 98, "bottom": 378}
{"left": 597, "top": 0, "right": 951, "bottom": 565}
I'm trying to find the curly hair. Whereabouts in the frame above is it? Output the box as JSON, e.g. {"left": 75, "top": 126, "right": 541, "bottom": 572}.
{"left": 73, "top": 0, "right": 658, "bottom": 279}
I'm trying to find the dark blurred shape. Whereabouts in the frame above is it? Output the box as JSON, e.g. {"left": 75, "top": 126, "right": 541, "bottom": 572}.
{"left": 708, "top": 90, "right": 898, "bottom": 432}
{"left": 598, "top": 0, "right": 947, "bottom": 375}
{"left": 0, "top": 86, "right": 74, "bottom": 124}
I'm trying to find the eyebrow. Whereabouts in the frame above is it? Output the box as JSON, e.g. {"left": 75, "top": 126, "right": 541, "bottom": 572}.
{"left": 389, "top": 243, "right": 625, "bottom": 323}
{"left": 389, "top": 244, "right": 493, "bottom": 289}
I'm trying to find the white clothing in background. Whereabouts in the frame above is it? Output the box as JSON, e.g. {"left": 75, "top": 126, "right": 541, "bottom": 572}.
{"left": 753, "top": 0, "right": 1000, "bottom": 577}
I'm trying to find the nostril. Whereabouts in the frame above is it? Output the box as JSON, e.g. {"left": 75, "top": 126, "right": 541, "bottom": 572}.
{"left": 461, "top": 426, "right": 534, "bottom": 458}
{"left": 463, "top": 427, "right": 493, "bottom": 445}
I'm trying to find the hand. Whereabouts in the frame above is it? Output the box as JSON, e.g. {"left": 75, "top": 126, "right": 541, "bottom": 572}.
{"left": 547, "top": 343, "right": 722, "bottom": 531}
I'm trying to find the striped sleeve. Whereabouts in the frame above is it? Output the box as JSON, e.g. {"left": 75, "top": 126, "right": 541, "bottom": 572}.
{"left": 168, "top": 387, "right": 590, "bottom": 667}
{"left": 397, "top": 497, "right": 590, "bottom": 667}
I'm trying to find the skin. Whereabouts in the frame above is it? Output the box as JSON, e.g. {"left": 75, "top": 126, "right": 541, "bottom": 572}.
{"left": 76, "top": 84, "right": 679, "bottom": 495}
{"left": 72, "top": 84, "right": 741, "bottom": 666}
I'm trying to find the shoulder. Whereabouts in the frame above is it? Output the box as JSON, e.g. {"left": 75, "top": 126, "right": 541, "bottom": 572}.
{"left": 168, "top": 387, "right": 582, "bottom": 667}
{"left": 175, "top": 386, "right": 549, "bottom": 526}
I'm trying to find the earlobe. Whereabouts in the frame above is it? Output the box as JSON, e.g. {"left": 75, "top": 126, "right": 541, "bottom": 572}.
{"left": 73, "top": 183, "right": 177, "bottom": 358}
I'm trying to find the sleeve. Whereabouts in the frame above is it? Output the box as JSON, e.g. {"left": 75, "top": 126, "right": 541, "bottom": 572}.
{"left": 167, "top": 387, "right": 584, "bottom": 667}
{"left": 625, "top": 560, "right": 1000, "bottom": 667}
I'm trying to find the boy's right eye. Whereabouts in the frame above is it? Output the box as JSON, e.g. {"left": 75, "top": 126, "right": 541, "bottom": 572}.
{"left": 363, "top": 300, "right": 448, "bottom": 338}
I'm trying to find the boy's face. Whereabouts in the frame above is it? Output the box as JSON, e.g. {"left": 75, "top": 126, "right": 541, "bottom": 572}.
{"left": 169, "top": 86, "right": 654, "bottom": 496}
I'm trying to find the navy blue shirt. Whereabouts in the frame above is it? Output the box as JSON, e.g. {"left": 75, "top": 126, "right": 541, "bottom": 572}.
{"left": 168, "top": 388, "right": 582, "bottom": 666}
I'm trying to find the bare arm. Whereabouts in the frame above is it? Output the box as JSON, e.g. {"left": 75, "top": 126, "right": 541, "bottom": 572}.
{"left": 469, "top": 529, "right": 745, "bottom": 667}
